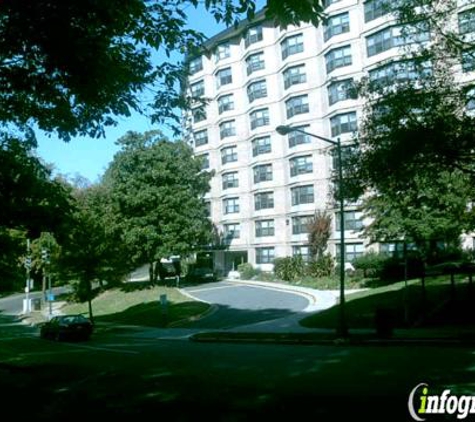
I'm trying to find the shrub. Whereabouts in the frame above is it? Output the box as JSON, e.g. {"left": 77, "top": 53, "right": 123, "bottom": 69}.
{"left": 238, "top": 263, "right": 257, "bottom": 280}
{"left": 274, "top": 256, "right": 305, "bottom": 282}
{"left": 352, "top": 252, "right": 388, "bottom": 278}
{"left": 307, "top": 254, "right": 335, "bottom": 278}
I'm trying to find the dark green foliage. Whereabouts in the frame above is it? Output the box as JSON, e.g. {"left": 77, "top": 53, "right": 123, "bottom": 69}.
{"left": 103, "top": 131, "right": 212, "bottom": 283}
{"left": 0, "top": 132, "right": 72, "bottom": 234}
{"left": 306, "top": 254, "right": 335, "bottom": 278}
{"left": 0, "top": 229, "right": 25, "bottom": 292}
{"left": 274, "top": 256, "right": 306, "bottom": 282}
{"left": 352, "top": 252, "right": 389, "bottom": 279}
{"left": 0, "top": 131, "right": 72, "bottom": 291}
{"left": 0, "top": 1, "right": 327, "bottom": 140}
{"left": 237, "top": 263, "right": 257, "bottom": 280}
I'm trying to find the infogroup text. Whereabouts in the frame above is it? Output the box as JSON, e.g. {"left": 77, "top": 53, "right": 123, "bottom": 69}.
{"left": 409, "top": 383, "right": 475, "bottom": 420}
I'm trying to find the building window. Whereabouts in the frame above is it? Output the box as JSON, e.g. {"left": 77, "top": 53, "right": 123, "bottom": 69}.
{"left": 462, "top": 49, "right": 475, "bottom": 72}
{"left": 256, "top": 247, "right": 275, "bottom": 264}
{"left": 255, "top": 191, "right": 274, "bottom": 210}
{"left": 330, "top": 112, "right": 357, "bottom": 137}
{"left": 221, "top": 145, "right": 238, "bottom": 164}
{"left": 222, "top": 172, "right": 239, "bottom": 189}
{"left": 194, "top": 129, "right": 208, "bottom": 147}
{"left": 286, "top": 95, "right": 309, "bottom": 118}
{"left": 216, "top": 67, "right": 233, "bottom": 88}
{"left": 253, "top": 164, "right": 273, "bottom": 183}
{"left": 250, "top": 108, "right": 270, "bottom": 130}
{"left": 218, "top": 94, "right": 234, "bottom": 114}
{"left": 189, "top": 56, "right": 203, "bottom": 74}
{"left": 224, "top": 223, "right": 240, "bottom": 240}
{"left": 324, "top": 12, "right": 350, "bottom": 41}
{"left": 288, "top": 125, "right": 311, "bottom": 148}
{"left": 215, "top": 42, "right": 231, "bottom": 62}
{"left": 247, "top": 80, "right": 268, "bottom": 103}
{"left": 325, "top": 45, "right": 352, "bottom": 74}
{"left": 336, "top": 243, "right": 364, "bottom": 262}
{"left": 223, "top": 197, "right": 239, "bottom": 214}
{"left": 291, "top": 185, "right": 314, "bottom": 205}
{"left": 192, "top": 107, "right": 206, "bottom": 123}
{"left": 246, "top": 52, "right": 265, "bottom": 75}
{"left": 364, "top": 0, "right": 390, "bottom": 22}
{"left": 190, "top": 80, "right": 204, "bottom": 98}
{"left": 292, "top": 215, "right": 313, "bottom": 235}
{"left": 255, "top": 219, "right": 275, "bottom": 237}
{"left": 290, "top": 155, "right": 313, "bottom": 177}
{"left": 369, "top": 60, "right": 433, "bottom": 88}
{"left": 328, "top": 78, "right": 355, "bottom": 105}
{"left": 459, "top": 8, "right": 475, "bottom": 35}
{"left": 281, "top": 34, "right": 304, "bottom": 60}
{"left": 198, "top": 153, "right": 209, "bottom": 170}
{"left": 292, "top": 245, "right": 310, "bottom": 262}
{"left": 252, "top": 136, "right": 272, "bottom": 157}
{"left": 366, "top": 23, "right": 430, "bottom": 57}
{"left": 335, "top": 211, "right": 363, "bottom": 231}
{"left": 283, "top": 65, "right": 307, "bottom": 89}
{"left": 245, "top": 25, "right": 263, "bottom": 47}
{"left": 219, "top": 120, "right": 236, "bottom": 139}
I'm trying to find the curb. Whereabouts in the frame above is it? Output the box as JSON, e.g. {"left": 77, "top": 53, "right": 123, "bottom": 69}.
{"left": 189, "top": 332, "right": 475, "bottom": 347}
{"left": 167, "top": 303, "right": 219, "bottom": 328}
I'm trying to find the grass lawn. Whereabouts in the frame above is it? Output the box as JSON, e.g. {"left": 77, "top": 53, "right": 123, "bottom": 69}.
{"left": 58, "top": 283, "right": 210, "bottom": 328}
{"left": 300, "top": 274, "right": 475, "bottom": 330}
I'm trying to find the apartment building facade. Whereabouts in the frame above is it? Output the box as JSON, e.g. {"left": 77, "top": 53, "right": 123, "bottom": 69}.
{"left": 184, "top": 0, "right": 475, "bottom": 274}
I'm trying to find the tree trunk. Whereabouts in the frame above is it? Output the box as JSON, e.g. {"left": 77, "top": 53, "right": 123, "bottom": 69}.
{"left": 149, "top": 262, "right": 155, "bottom": 285}
{"left": 42, "top": 272, "right": 46, "bottom": 306}
{"left": 86, "top": 277, "right": 94, "bottom": 325}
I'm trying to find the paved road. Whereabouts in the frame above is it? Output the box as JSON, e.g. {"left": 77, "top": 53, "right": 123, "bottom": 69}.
{"left": 0, "top": 286, "right": 70, "bottom": 315}
{"left": 1, "top": 316, "right": 474, "bottom": 421}
{"left": 182, "top": 281, "right": 309, "bottom": 329}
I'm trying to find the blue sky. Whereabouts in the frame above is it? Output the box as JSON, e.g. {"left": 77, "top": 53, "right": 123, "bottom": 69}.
{"left": 36, "top": 2, "right": 265, "bottom": 183}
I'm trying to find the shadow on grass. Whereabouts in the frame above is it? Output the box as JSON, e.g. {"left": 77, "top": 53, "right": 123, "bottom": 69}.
{"left": 301, "top": 279, "right": 475, "bottom": 331}
{"left": 94, "top": 300, "right": 210, "bottom": 328}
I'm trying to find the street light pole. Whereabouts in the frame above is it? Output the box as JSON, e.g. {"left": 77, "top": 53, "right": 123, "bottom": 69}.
{"left": 276, "top": 125, "right": 348, "bottom": 337}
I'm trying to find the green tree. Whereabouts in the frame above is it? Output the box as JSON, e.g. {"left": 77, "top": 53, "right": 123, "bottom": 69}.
{"left": 0, "top": 1, "right": 325, "bottom": 140}
{"left": 307, "top": 210, "right": 332, "bottom": 261}
{"left": 0, "top": 131, "right": 72, "bottom": 291}
{"left": 0, "top": 131, "right": 72, "bottom": 234}
{"left": 58, "top": 183, "right": 132, "bottom": 322}
{"left": 104, "top": 131, "right": 212, "bottom": 283}
{"left": 349, "top": 0, "right": 475, "bottom": 246}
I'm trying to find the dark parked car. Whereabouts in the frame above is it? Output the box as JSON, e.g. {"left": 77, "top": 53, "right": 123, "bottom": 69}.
{"left": 185, "top": 267, "right": 216, "bottom": 283}
{"left": 40, "top": 314, "right": 93, "bottom": 341}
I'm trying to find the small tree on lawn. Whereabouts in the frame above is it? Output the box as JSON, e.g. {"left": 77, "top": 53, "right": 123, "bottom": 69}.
{"left": 308, "top": 210, "right": 332, "bottom": 261}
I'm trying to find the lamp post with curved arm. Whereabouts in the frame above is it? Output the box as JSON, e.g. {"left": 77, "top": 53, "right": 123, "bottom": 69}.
{"left": 276, "top": 125, "right": 347, "bottom": 338}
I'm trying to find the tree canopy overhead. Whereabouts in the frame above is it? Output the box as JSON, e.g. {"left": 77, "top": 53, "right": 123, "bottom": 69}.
{"left": 0, "top": 0, "right": 326, "bottom": 141}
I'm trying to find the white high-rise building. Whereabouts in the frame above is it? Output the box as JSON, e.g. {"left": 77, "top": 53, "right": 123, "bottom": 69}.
{"left": 184, "top": 0, "right": 475, "bottom": 275}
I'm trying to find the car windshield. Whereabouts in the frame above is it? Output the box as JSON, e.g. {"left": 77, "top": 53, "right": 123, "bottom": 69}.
{"left": 60, "top": 315, "right": 88, "bottom": 324}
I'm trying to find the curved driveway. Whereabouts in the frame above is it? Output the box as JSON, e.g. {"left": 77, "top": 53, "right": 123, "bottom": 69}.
{"left": 182, "top": 281, "right": 310, "bottom": 329}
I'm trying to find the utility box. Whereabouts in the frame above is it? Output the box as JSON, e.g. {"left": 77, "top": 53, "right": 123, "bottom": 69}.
{"left": 33, "top": 298, "right": 42, "bottom": 311}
